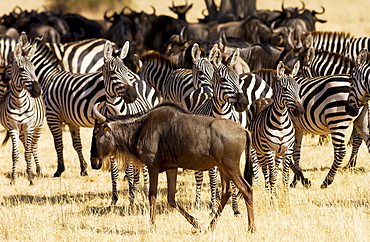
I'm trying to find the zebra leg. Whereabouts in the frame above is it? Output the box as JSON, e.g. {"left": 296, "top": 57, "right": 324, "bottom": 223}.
{"left": 23, "top": 131, "right": 35, "bottom": 185}
{"left": 32, "top": 127, "right": 42, "bottom": 176}
{"left": 281, "top": 155, "right": 290, "bottom": 191}
{"left": 208, "top": 166, "right": 220, "bottom": 216}
{"left": 321, "top": 132, "right": 346, "bottom": 188}
{"left": 291, "top": 129, "right": 303, "bottom": 188}
{"left": 47, "top": 118, "right": 66, "bottom": 177}
{"left": 133, "top": 165, "right": 141, "bottom": 200}
{"left": 194, "top": 170, "right": 204, "bottom": 210}
{"left": 110, "top": 157, "right": 119, "bottom": 205}
{"left": 9, "top": 130, "right": 20, "bottom": 185}
{"left": 68, "top": 124, "right": 88, "bottom": 176}
{"left": 267, "top": 154, "right": 277, "bottom": 195}
{"left": 258, "top": 152, "right": 270, "bottom": 192}
{"left": 142, "top": 166, "right": 149, "bottom": 196}
{"left": 231, "top": 181, "right": 241, "bottom": 217}
{"left": 343, "top": 129, "right": 361, "bottom": 169}
{"left": 251, "top": 148, "right": 259, "bottom": 185}
{"left": 125, "top": 163, "right": 135, "bottom": 205}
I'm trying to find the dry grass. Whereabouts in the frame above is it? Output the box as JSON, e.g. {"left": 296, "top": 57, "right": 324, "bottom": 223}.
{"left": 0, "top": 0, "right": 370, "bottom": 241}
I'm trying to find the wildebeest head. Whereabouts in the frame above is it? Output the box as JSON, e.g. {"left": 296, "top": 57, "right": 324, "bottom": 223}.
{"left": 345, "top": 48, "right": 370, "bottom": 116}
{"left": 276, "top": 60, "right": 304, "bottom": 117}
{"left": 209, "top": 45, "right": 248, "bottom": 112}
{"left": 102, "top": 40, "right": 138, "bottom": 104}
{"left": 11, "top": 42, "right": 42, "bottom": 98}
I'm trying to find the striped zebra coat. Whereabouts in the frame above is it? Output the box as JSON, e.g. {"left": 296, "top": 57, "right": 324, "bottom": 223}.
{"left": 250, "top": 61, "right": 308, "bottom": 194}
{"left": 18, "top": 33, "right": 139, "bottom": 178}
{"left": 0, "top": 42, "right": 45, "bottom": 185}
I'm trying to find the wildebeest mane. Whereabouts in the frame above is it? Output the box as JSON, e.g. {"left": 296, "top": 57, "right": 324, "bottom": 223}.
{"left": 106, "top": 102, "right": 189, "bottom": 122}
{"left": 140, "top": 50, "right": 179, "bottom": 69}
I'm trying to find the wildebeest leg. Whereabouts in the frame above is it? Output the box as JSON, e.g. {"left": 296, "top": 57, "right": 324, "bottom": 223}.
{"left": 110, "top": 157, "right": 119, "bottom": 205}
{"left": 148, "top": 166, "right": 159, "bottom": 229}
{"left": 219, "top": 168, "right": 255, "bottom": 232}
{"left": 291, "top": 129, "right": 303, "bottom": 187}
{"left": 166, "top": 169, "right": 201, "bottom": 231}
{"left": 68, "top": 124, "right": 88, "bottom": 176}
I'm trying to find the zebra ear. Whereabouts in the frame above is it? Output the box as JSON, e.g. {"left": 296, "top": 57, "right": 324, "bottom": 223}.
{"left": 304, "top": 33, "right": 313, "bottom": 49}
{"left": 191, "top": 43, "right": 201, "bottom": 63}
{"left": 104, "top": 41, "right": 113, "bottom": 61}
{"left": 292, "top": 61, "right": 300, "bottom": 77}
{"left": 276, "top": 61, "right": 285, "bottom": 78}
{"left": 227, "top": 48, "right": 239, "bottom": 67}
{"left": 120, "top": 41, "right": 130, "bottom": 59}
{"left": 133, "top": 54, "right": 142, "bottom": 70}
{"left": 305, "top": 47, "right": 315, "bottom": 66}
{"left": 13, "top": 43, "right": 23, "bottom": 63}
{"left": 356, "top": 48, "right": 368, "bottom": 66}
{"left": 27, "top": 43, "right": 37, "bottom": 59}
{"left": 213, "top": 48, "right": 223, "bottom": 66}
{"left": 19, "top": 31, "right": 28, "bottom": 47}
{"left": 208, "top": 44, "right": 218, "bottom": 62}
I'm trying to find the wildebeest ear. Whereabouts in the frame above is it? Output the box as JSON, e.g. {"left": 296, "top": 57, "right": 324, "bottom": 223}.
{"left": 103, "top": 124, "right": 111, "bottom": 133}
{"left": 292, "top": 60, "right": 300, "bottom": 77}
{"left": 356, "top": 48, "right": 368, "bottom": 66}
{"left": 120, "top": 41, "right": 130, "bottom": 60}
{"left": 227, "top": 48, "right": 239, "bottom": 67}
{"left": 276, "top": 61, "right": 285, "bottom": 78}
{"left": 104, "top": 40, "right": 113, "bottom": 61}
{"left": 191, "top": 43, "right": 201, "bottom": 63}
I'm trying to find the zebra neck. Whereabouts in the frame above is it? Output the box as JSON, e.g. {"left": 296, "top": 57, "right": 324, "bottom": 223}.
{"left": 8, "top": 86, "right": 32, "bottom": 108}
{"left": 211, "top": 98, "right": 234, "bottom": 120}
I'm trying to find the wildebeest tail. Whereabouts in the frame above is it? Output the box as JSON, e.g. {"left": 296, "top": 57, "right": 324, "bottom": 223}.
{"left": 2, "top": 131, "right": 10, "bottom": 146}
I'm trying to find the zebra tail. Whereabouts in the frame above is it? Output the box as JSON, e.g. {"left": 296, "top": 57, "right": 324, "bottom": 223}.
{"left": 2, "top": 131, "right": 10, "bottom": 146}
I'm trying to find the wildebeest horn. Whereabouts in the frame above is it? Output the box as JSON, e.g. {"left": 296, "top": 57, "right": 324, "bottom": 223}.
{"left": 299, "top": 0, "right": 305, "bottom": 12}
{"left": 172, "top": 0, "right": 175, "bottom": 7}
{"left": 13, "top": 6, "right": 22, "bottom": 15}
{"left": 92, "top": 103, "right": 106, "bottom": 124}
{"left": 314, "top": 6, "right": 325, "bottom": 15}
{"left": 180, "top": 26, "right": 187, "bottom": 43}
{"left": 150, "top": 5, "right": 156, "bottom": 15}
{"left": 104, "top": 9, "right": 115, "bottom": 22}
{"left": 121, "top": 6, "right": 133, "bottom": 15}
{"left": 202, "top": 9, "right": 207, "bottom": 16}
{"left": 281, "top": 0, "right": 285, "bottom": 11}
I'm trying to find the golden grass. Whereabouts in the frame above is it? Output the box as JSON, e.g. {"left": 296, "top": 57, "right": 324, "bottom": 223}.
{"left": 0, "top": 124, "right": 369, "bottom": 241}
{"left": 0, "top": 0, "right": 370, "bottom": 241}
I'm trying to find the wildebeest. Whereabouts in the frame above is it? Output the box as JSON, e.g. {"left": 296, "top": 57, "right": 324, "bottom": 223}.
{"left": 90, "top": 102, "right": 255, "bottom": 232}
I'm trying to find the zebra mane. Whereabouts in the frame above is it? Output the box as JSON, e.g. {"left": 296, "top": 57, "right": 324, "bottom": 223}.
{"left": 140, "top": 50, "right": 178, "bottom": 69}
{"left": 310, "top": 48, "right": 355, "bottom": 66}
{"left": 305, "top": 31, "right": 353, "bottom": 40}
{"left": 106, "top": 102, "right": 188, "bottom": 122}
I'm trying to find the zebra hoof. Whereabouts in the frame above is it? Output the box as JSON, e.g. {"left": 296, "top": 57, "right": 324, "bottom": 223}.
{"left": 234, "top": 212, "right": 242, "bottom": 218}
{"left": 29, "top": 180, "right": 34, "bottom": 186}
{"left": 302, "top": 178, "right": 312, "bottom": 188}
{"left": 290, "top": 182, "right": 297, "bottom": 188}
{"left": 53, "top": 171, "right": 62, "bottom": 177}
{"left": 80, "top": 170, "right": 88, "bottom": 176}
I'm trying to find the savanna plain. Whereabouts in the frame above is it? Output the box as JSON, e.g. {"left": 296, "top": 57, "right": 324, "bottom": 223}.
{"left": 0, "top": 0, "right": 370, "bottom": 241}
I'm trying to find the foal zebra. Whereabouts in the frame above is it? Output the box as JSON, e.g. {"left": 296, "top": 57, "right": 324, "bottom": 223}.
{"left": 0, "top": 42, "right": 45, "bottom": 185}
{"left": 250, "top": 61, "right": 307, "bottom": 194}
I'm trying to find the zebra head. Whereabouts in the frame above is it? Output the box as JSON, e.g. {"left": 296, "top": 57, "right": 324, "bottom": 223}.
{"left": 345, "top": 48, "right": 370, "bottom": 117}
{"left": 209, "top": 45, "right": 248, "bottom": 112}
{"left": 191, "top": 43, "right": 214, "bottom": 89}
{"left": 11, "top": 42, "right": 42, "bottom": 98}
{"left": 276, "top": 61, "right": 304, "bottom": 117}
{"left": 103, "top": 40, "right": 138, "bottom": 104}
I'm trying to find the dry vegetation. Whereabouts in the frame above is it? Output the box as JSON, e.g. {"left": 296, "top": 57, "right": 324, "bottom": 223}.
{"left": 1, "top": 0, "right": 370, "bottom": 241}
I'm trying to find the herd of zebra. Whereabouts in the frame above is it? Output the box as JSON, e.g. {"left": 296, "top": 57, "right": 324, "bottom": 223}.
{"left": 1, "top": 25, "right": 370, "bottom": 230}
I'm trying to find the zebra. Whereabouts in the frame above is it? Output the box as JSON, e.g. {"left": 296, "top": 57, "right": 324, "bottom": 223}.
{"left": 249, "top": 61, "right": 308, "bottom": 194}
{"left": 290, "top": 73, "right": 370, "bottom": 188}
{"left": 344, "top": 37, "right": 370, "bottom": 61}
{"left": 0, "top": 42, "right": 46, "bottom": 185}
{"left": 18, "top": 33, "right": 138, "bottom": 178}
{"left": 299, "top": 47, "right": 368, "bottom": 169}
{"left": 100, "top": 40, "right": 158, "bottom": 205}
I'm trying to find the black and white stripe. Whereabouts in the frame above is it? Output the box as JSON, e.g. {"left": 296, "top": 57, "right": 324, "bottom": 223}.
{"left": 0, "top": 42, "right": 45, "bottom": 185}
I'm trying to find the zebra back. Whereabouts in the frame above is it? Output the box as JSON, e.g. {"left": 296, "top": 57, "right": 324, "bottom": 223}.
{"left": 344, "top": 37, "right": 370, "bottom": 61}
{"left": 303, "top": 31, "right": 352, "bottom": 54}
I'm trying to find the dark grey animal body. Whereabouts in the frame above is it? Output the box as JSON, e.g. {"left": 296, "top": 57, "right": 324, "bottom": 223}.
{"left": 90, "top": 102, "right": 255, "bottom": 232}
